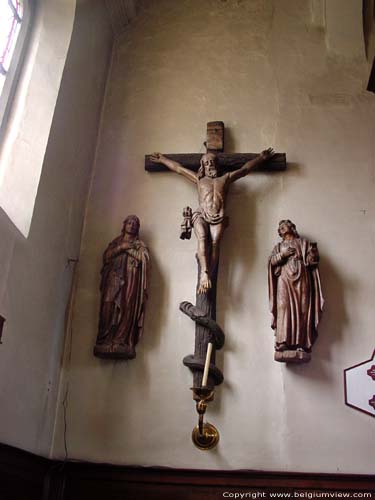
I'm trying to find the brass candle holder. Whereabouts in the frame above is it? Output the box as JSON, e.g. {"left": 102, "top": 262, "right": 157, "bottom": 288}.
{"left": 191, "top": 387, "right": 219, "bottom": 450}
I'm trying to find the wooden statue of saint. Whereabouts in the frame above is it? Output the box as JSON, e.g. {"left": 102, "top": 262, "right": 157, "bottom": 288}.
{"left": 268, "top": 220, "right": 324, "bottom": 363}
{"left": 94, "top": 215, "right": 150, "bottom": 360}
{"left": 151, "top": 148, "right": 274, "bottom": 294}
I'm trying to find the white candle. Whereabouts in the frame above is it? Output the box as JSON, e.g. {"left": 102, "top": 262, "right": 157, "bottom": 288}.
{"left": 202, "top": 342, "right": 213, "bottom": 387}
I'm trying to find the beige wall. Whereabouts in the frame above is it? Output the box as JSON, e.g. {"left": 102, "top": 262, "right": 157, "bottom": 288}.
{"left": 0, "top": 0, "right": 112, "bottom": 456}
{"left": 0, "top": 0, "right": 76, "bottom": 237}
{"left": 53, "top": 0, "right": 375, "bottom": 472}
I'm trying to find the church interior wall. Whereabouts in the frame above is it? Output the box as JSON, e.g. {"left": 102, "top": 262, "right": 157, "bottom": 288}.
{"left": 33, "top": 0, "right": 375, "bottom": 472}
{"left": 52, "top": 0, "right": 375, "bottom": 472}
{"left": 0, "top": 0, "right": 113, "bottom": 457}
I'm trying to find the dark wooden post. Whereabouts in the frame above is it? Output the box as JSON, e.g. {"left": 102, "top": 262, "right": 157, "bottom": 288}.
{"left": 182, "top": 123, "right": 226, "bottom": 390}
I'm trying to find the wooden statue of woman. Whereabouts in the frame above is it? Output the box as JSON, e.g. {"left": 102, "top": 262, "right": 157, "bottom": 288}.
{"left": 94, "top": 215, "right": 149, "bottom": 360}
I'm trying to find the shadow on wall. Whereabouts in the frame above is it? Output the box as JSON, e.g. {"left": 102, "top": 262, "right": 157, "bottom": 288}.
{"left": 93, "top": 238, "right": 167, "bottom": 374}
{"left": 218, "top": 168, "right": 287, "bottom": 311}
{"left": 224, "top": 127, "right": 236, "bottom": 154}
{"left": 141, "top": 246, "right": 167, "bottom": 357}
{"left": 214, "top": 158, "right": 351, "bottom": 385}
{"left": 75, "top": 249, "right": 168, "bottom": 453}
{"left": 285, "top": 251, "right": 348, "bottom": 382}
{"left": 212, "top": 162, "right": 296, "bottom": 415}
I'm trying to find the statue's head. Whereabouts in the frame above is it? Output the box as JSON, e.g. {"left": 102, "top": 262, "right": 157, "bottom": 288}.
{"left": 122, "top": 215, "right": 140, "bottom": 236}
{"left": 278, "top": 219, "right": 299, "bottom": 239}
{"left": 198, "top": 153, "right": 219, "bottom": 179}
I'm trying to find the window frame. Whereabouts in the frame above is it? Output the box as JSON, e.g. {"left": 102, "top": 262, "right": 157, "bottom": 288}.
{"left": 0, "top": 0, "right": 76, "bottom": 237}
{"left": 0, "top": 0, "right": 35, "bottom": 141}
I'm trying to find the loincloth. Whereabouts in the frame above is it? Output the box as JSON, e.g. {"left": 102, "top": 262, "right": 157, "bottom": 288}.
{"left": 192, "top": 208, "right": 228, "bottom": 226}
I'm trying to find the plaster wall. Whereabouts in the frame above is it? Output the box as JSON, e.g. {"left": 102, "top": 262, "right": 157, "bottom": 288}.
{"left": 0, "top": 0, "right": 112, "bottom": 456}
{"left": 53, "top": 0, "right": 375, "bottom": 473}
{"left": 0, "top": 0, "right": 76, "bottom": 237}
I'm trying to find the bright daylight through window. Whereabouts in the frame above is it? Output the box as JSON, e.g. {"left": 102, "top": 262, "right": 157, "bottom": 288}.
{"left": 0, "top": 0, "right": 77, "bottom": 237}
{"left": 0, "top": 0, "right": 23, "bottom": 98}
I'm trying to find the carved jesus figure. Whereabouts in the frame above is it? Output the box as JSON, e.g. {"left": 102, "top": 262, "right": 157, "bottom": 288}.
{"left": 151, "top": 149, "right": 274, "bottom": 293}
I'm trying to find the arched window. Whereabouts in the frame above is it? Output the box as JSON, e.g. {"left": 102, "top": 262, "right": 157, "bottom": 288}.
{"left": 0, "top": 0, "right": 33, "bottom": 135}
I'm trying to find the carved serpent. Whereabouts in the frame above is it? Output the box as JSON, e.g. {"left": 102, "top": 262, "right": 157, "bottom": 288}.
{"left": 180, "top": 301, "right": 225, "bottom": 386}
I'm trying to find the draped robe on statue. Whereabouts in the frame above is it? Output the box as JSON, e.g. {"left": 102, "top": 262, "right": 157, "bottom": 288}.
{"left": 268, "top": 238, "right": 324, "bottom": 352}
{"left": 95, "top": 236, "right": 149, "bottom": 359}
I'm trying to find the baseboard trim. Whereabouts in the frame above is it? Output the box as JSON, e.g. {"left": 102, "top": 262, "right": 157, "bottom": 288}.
{"left": 0, "top": 442, "right": 374, "bottom": 499}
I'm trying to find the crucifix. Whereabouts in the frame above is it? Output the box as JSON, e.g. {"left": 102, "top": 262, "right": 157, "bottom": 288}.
{"left": 145, "top": 122, "right": 286, "bottom": 449}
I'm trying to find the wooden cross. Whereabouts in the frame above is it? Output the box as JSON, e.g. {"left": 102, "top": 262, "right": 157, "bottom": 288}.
{"left": 145, "top": 122, "right": 286, "bottom": 448}
{"left": 145, "top": 121, "right": 286, "bottom": 173}
{"left": 145, "top": 121, "right": 286, "bottom": 389}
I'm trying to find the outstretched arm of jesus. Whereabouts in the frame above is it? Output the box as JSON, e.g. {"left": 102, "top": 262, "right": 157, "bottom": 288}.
{"left": 228, "top": 148, "right": 274, "bottom": 183}
{"left": 150, "top": 153, "right": 197, "bottom": 184}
